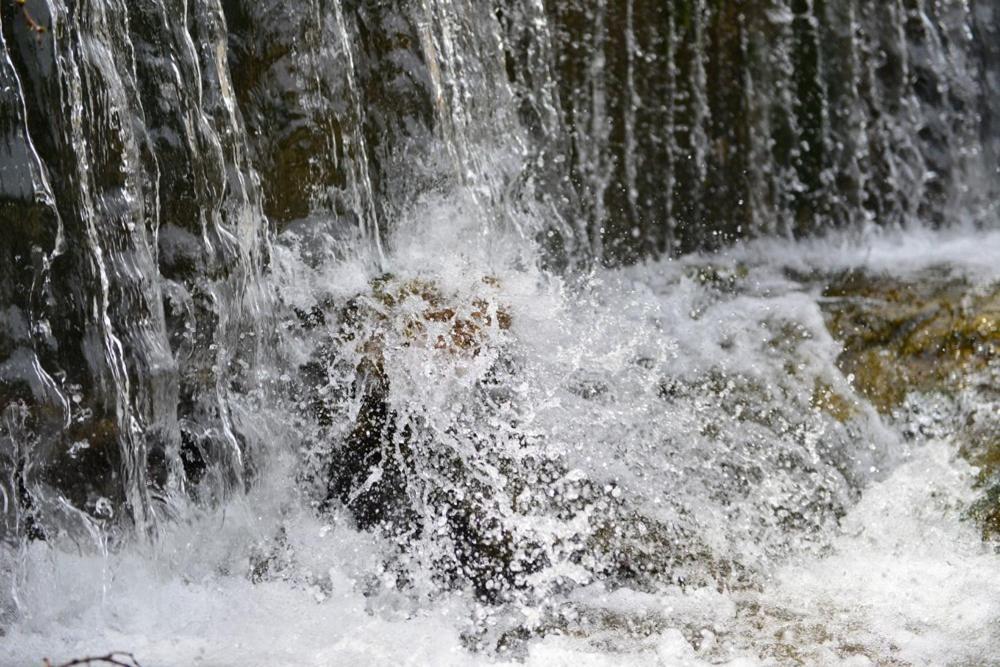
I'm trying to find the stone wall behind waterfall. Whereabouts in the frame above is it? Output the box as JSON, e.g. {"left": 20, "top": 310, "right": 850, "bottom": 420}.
{"left": 0, "top": 0, "right": 997, "bottom": 544}
{"left": 517, "top": 0, "right": 1000, "bottom": 262}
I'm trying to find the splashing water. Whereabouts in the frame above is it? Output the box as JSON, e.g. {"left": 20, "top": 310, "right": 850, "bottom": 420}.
{"left": 4, "top": 212, "right": 1000, "bottom": 665}
{"left": 2, "top": 1, "right": 1000, "bottom": 665}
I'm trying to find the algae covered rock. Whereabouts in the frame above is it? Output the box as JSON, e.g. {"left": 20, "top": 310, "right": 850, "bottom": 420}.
{"left": 821, "top": 268, "right": 999, "bottom": 412}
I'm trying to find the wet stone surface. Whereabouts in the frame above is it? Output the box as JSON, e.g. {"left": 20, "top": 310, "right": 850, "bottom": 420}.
{"left": 819, "top": 268, "right": 1000, "bottom": 538}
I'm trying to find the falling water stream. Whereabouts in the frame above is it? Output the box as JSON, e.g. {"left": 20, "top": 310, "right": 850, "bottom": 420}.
{"left": 1, "top": 1, "right": 999, "bottom": 665}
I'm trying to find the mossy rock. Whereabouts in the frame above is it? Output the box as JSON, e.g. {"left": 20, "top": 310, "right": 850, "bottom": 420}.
{"left": 810, "top": 378, "right": 855, "bottom": 423}
{"left": 956, "top": 397, "right": 1000, "bottom": 539}
{"left": 821, "top": 269, "right": 999, "bottom": 412}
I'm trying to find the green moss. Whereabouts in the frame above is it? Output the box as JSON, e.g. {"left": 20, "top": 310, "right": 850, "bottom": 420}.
{"left": 821, "top": 269, "right": 1000, "bottom": 413}
{"left": 810, "top": 378, "right": 854, "bottom": 423}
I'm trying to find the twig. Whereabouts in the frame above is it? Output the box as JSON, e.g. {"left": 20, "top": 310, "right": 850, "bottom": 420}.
{"left": 43, "top": 653, "right": 142, "bottom": 667}
{"left": 15, "top": 0, "right": 48, "bottom": 34}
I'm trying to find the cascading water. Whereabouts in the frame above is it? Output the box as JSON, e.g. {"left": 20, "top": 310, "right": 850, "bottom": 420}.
{"left": 537, "top": 0, "right": 1000, "bottom": 260}
{"left": 1, "top": 1, "right": 998, "bottom": 665}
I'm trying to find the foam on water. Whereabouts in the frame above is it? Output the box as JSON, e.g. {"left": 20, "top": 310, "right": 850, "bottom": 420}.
{"left": 3, "top": 215, "right": 999, "bottom": 666}
{"left": 766, "top": 442, "right": 1000, "bottom": 666}
{"left": 5, "top": 443, "right": 993, "bottom": 666}
{"left": 721, "top": 223, "right": 1000, "bottom": 282}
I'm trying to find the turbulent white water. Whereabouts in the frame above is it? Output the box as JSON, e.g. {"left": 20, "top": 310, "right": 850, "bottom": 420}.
{"left": 4, "top": 212, "right": 998, "bottom": 666}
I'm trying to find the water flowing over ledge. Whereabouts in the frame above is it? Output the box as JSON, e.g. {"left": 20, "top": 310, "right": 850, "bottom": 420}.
{"left": 1, "top": 2, "right": 999, "bottom": 665}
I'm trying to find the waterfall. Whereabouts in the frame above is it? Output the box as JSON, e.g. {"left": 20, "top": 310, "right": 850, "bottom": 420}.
{"left": 534, "top": 0, "right": 999, "bottom": 261}
{"left": 1, "top": 0, "right": 272, "bottom": 543}
{"left": 1, "top": 1, "right": 999, "bottom": 662}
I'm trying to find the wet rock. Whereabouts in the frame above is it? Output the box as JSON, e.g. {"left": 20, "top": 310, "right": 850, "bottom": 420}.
{"left": 822, "top": 269, "right": 999, "bottom": 412}
{"left": 294, "top": 272, "right": 849, "bottom": 608}
{"left": 44, "top": 418, "right": 124, "bottom": 517}
{"left": 810, "top": 378, "right": 855, "bottom": 424}
{"left": 684, "top": 263, "right": 750, "bottom": 295}
{"left": 299, "top": 275, "right": 551, "bottom": 601}
{"left": 296, "top": 275, "right": 755, "bottom": 606}
{"left": 820, "top": 268, "right": 1000, "bottom": 537}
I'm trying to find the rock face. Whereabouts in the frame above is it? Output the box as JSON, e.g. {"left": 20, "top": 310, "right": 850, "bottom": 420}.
{"left": 0, "top": 0, "right": 273, "bottom": 541}
{"left": 533, "top": 0, "right": 1000, "bottom": 262}
{"left": 820, "top": 269, "right": 1000, "bottom": 537}
{"left": 221, "top": 0, "right": 437, "bottom": 233}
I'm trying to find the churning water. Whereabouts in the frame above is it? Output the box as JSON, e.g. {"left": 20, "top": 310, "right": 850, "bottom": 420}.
{"left": 1, "top": 1, "right": 999, "bottom": 665}
{"left": 5, "top": 221, "right": 1000, "bottom": 665}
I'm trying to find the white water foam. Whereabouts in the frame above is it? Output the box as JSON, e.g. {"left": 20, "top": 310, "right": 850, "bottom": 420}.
{"left": 3, "top": 221, "right": 998, "bottom": 666}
